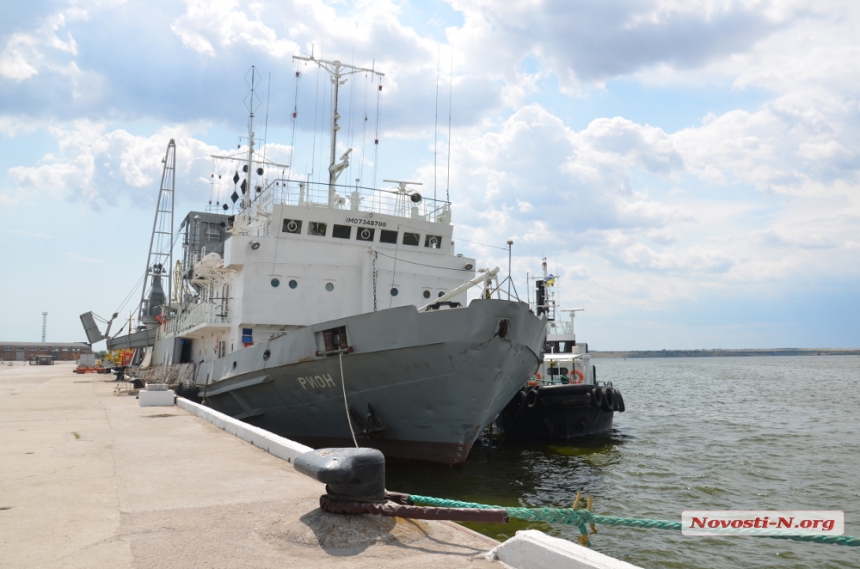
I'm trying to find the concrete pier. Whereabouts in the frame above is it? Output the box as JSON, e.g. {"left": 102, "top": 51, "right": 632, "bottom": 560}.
{"left": 0, "top": 363, "right": 500, "bottom": 568}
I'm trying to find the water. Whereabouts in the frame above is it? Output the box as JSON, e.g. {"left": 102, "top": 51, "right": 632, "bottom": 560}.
{"left": 387, "top": 356, "right": 860, "bottom": 569}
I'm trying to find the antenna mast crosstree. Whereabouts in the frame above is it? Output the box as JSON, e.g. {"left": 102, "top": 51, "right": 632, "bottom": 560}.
{"left": 292, "top": 55, "right": 384, "bottom": 206}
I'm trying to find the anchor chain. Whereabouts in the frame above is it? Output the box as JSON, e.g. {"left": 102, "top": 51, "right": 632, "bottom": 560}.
{"left": 372, "top": 251, "right": 378, "bottom": 312}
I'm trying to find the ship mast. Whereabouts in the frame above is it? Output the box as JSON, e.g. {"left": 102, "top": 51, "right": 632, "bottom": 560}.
{"left": 211, "top": 66, "right": 288, "bottom": 234}
{"left": 243, "top": 66, "right": 258, "bottom": 214}
{"left": 292, "top": 55, "right": 384, "bottom": 206}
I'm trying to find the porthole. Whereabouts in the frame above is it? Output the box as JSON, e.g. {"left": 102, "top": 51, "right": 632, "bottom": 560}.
{"left": 271, "top": 278, "right": 280, "bottom": 287}
{"left": 390, "top": 288, "right": 399, "bottom": 296}
{"left": 438, "top": 291, "right": 445, "bottom": 297}
{"left": 263, "top": 349, "right": 271, "bottom": 361}
{"left": 289, "top": 280, "right": 298, "bottom": 289}
{"left": 232, "top": 361, "right": 237, "bottom": 369}
{"left": 423, "top": 290, "right": 431, "bottom": 299}
{"left": 325, "top": 283, "right": 334, "bottom": 292}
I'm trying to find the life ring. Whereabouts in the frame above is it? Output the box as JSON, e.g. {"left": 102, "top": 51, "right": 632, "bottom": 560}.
{"left": 569, "top": 369, "right": 584, "bottom": 384}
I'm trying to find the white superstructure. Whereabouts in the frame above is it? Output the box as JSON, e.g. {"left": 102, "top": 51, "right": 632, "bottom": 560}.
{"left": 154, "top": 59, "right": 482, "bottom": 365}
{"left": 167, "top": 180, "right": 477, "bottom": 363}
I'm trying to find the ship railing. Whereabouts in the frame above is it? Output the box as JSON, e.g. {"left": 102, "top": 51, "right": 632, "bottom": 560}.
{"left": 252, "top": 178, "right": 452, "bottom": 223}
{"left": 165, "top": 301, "right": 230, "bottom": 336}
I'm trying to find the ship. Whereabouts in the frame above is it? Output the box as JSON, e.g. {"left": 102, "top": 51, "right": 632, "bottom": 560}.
{"left": 492, "top": 260, "right": 625, "bottom": 440}
{"left": 80, "top": 59, "right": 546, "bottom": 464}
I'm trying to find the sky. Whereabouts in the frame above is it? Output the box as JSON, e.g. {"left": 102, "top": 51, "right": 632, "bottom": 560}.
{"left": 1, "top": 0, "right": 858, "bottom": 350}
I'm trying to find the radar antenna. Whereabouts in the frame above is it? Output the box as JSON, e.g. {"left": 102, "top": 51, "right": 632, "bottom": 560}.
{"left": 382, "top": 179, "right": 423, "bottom": 217}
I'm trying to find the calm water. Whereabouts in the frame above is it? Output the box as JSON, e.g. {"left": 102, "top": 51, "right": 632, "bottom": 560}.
{"left": 387, "top": 356, "right": 860, "bottom": 569}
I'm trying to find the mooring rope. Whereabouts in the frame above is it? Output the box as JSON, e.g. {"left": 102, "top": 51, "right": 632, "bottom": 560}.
{"left": 339, "top": 350, "right": 358, "bottom": 448}
{"left": 405, "top": 494, "right": 860, "bottom": 548}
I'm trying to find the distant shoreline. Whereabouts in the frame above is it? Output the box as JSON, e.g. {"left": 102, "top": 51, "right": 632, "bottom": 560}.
{"left": 590, "top": 348, "right": 860, "bottom": 358}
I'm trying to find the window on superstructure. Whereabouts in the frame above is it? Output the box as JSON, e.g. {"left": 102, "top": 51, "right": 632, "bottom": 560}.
{"left": 309, "top": 222, "right": 327, "bottom": 236}
{"left": 282, "top": 219, "right": 302, "bottom": 234}
{"left": 380, "top": 230, "right": 398, "bottom": 244}
{"left": 424, "top": 235, "right": 442, "bottom": 249}
{"left": 332, "top": 225, "right": 351, "bottom": 239}
{"left": 402, "top": 232, "right": 420, "bottom": 246}
{"left": 357, "top": 228, "right": 375, "bottom": 242}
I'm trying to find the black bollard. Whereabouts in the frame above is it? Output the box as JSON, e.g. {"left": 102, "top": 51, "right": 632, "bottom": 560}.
{"left": 294, "top": 447, "right": 386, "bottom": 503}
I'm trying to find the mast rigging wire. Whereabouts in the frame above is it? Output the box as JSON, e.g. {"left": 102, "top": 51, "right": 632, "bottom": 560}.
{"left": 374, "top": 250, "right": 471, "bottom": 271}
{"left": 373, "top": 75, "right": 382, "bottom": 189}
{"left": 346, "top": 50, "right": 357, "bottom": 184}
{"left": 446, "top": 44, "right": 453, "bottom": 203}
{"left": 310, "top": 52, "right": 321, "bottom": 184}
{"left": 289, "top": 63, "right": 301, "bottom": 168}
{"left": 433, "top": 45, "right": 441, "bottom": 202}
{"left": 359, "top": 72, "right": 370, "bottom": 185}
{"left": 263, "top": 72, "right": 271, "bottom": 165}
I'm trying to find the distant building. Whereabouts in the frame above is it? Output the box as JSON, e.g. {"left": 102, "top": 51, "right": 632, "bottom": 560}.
{"left": 1, "top": 342, "right": 92, "bottom": 362}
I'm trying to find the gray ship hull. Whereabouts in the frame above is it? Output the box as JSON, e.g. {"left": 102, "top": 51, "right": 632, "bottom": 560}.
{"left": 177, "top": 300, "right": 544, "bottom": 464}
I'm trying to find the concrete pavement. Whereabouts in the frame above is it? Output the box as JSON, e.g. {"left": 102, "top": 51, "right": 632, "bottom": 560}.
{"left": 0, "top": 362, "right": 500, "bottom": 569}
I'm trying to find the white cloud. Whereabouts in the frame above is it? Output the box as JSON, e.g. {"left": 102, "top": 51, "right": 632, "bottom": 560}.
{"left": 0, "top": 12, "right": 81, "bottom": 81}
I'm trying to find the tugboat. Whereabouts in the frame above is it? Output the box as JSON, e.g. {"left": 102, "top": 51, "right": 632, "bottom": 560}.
{"left": 80, "top": 59, "right": 546, "bottom": 464}
{"left": 493, "top": 261, "right": 625, "bottom": 440}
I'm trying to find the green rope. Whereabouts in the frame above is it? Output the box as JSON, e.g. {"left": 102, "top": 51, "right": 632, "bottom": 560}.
{"left": 407, "top": 495, "right": 860, "bottom": 547}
